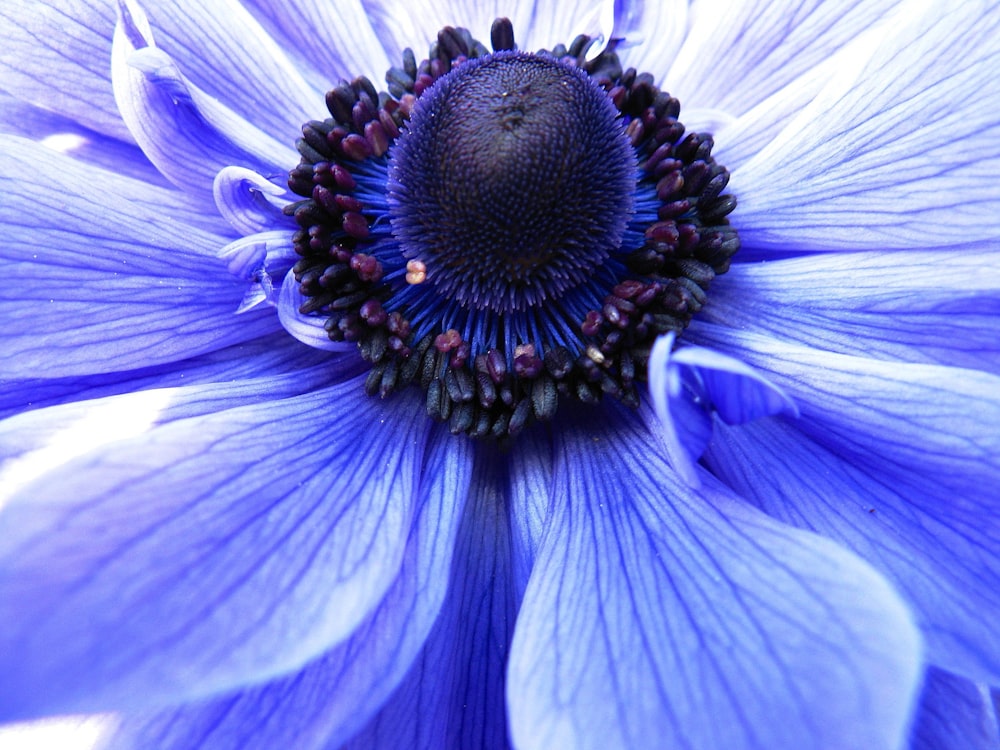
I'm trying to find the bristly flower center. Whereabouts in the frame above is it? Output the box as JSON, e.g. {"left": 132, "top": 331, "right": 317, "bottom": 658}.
{"left": 283, "top": 17, "right": 740, "bottom": 439}
{"left": 388, "top": 51, "right": 635, "bottom": 313}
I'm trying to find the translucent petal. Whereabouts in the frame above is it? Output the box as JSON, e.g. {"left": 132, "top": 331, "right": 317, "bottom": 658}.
{"left": 508, "top": 407, "right": 921, "bottom": 750}
{"left": 0, "top": 0, "right": 129, "bottom": 140}
{"left": 112, "top": 1, "right": 297, "bottom": 196}
{"left": 736, "top": 1, "right": 1000, "bottom": 251}
{"left": 108, "top": 427, "right": 474, "bottom": 750}
{"left": 0, "top": 378, "right": 432, "bottom": 719}
{"left": 909, "top": 668, "right": 1000, "bottom": 750}
{"left": 242, "top": 0, "right": 391, "bottom": 86}
{"left": 691, "top": 324, "right": 1000, "bottom": 505}
{"left": 704, "top": 248, "right": 1000, "bottom": 375}
{"left": 663, "top": 0, "right": 908, "bottom": 116}
{"left": 136, "top": 0, "right": 320, "bottom": 141}
{"left": 707, "top": 417, "right": 1000, "bottom": 681}
{"left": 0, "top": 136, "right": 278, "bottom": 378}
{"left": 344, "top": 450, "right": 519, "bottom": 749}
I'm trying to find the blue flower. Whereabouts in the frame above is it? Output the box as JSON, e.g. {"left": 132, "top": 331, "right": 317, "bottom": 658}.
{"left": 1, "top": 1, "right": 999, "bottom": 749}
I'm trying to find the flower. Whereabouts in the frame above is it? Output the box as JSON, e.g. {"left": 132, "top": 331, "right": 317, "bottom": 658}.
{"left": 1, "top": 0, "right": 999, "bottom": 748}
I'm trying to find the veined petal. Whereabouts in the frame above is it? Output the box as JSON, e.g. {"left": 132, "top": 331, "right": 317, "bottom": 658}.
{"left": 0, "top": 377, "right": 432, "bottom": 719}
{"left": 112, "top": 1, "right": 297, "bottom": 196}
{"left": 705, "top": 249, "right": 1000, "bottom": 375}
{"left": 736, "top": 1, "right": 1000, "bottom": 251}
{"left": 909, "top": 668, "right": 1000, "bottom": 750}
{"left": 0, "top": 334, "right": 337, "bottom": 420}
{"left": 508, "top": 406, "right": 922, "bottom": 750}
{"left": 663, "top": 0, "right": 908, "bottom": 115}
{"left": 647, "top": 334, "right": 795, "bottom": 485}
{"left": 507, "top": 428, "right": 556, "bottom": 600}
{"left": 706, "top": 417, "right": 1000, "bottom": 681}
{"left": 108, "top": 427, "right": 474, "bottom": 750}
{"left": 0, "top": 136, "right": 277, "bottom": 378}
{"left": 344, "top": 449, "right": 519, "bottom": 749}
{"left": 137, "top": 0, "right": 319, "bottom": 142}
{"left": 0, "top": 0, "right": 129, "bottom": 140}
{"left": 214, "top": 167, "right": 296, "bottom": 237}
{"left": 691, "top": 324, "right": 1000, "bottom": 504}
{"left": 613, "top": 0, "right": 688, "bottom": 80}
{"left": 0, "top": 91, "right": 164, "bottom": 185}
{"left": 242, "top": 0, "right": 391, "bottom": 87}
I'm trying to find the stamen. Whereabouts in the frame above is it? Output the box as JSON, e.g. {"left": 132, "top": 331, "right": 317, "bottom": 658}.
{"left": 283, "top": 19, "right": 739, "bottom": 439}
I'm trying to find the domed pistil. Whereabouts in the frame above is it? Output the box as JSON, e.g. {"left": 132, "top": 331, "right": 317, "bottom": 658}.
{"left": 387, "top": 52, "right": 635, "bottom": 313}
{"left": 282, "top": 20, "right": 740, "bottom": 439}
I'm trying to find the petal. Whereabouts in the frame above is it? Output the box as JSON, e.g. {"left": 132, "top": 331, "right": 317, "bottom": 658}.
{"left": 0, "top": 136, "right": 278, "bottom": 378}
{"left": 112, "top": 1, "right": 297, "bottom": 196}
{"left": 704, "top": 249, "right": 1000, "bottom": 375}
{"left": 690, "top": 324, "right": 1000, "bottom": 504}
{"left": 0, "top": 377, "right": 432, "bottom": 719}
{"left": 213, "top": 167, "right": 296, "bottom": 237}
{"left": 705, "top": 417, "right": 1000, "bottom": 681}
{"left": 735, "top": 1, "right": 1000, "bottom": 251}
{"left": 108, "top": 426, "right": 474, "bottom": 750}
{"left": 0, "top": 351, "right": 357, "bottom": 500}
{"left": 647, "top": 334, "right": 795, "bottom": 485}
{"left": 662, "top": 0, "right": 907, "bottom": 114}
{"left": 0, "top": 0, "right": 129, "bottom": 140}
{"left": 508, "top": 406, "right": 922, "bottom": 750}
{"left": 242, "top": 0, "right": 391, "bottom": 86}
{"left": 614, "top": 0, "right": 688, "bottom": 79}
{"left": 277, "top": 272, "right": 357, "bottom": 352}
{"left": 0, "top": 334, "right": 336, "bottom": 421}
{"left": 909, "top": 668, "right": 1000, "bottom": 750}
{"left": 137, "top": 0, "right": 319, "bottom": 142}
{"left": 343, "top": 448, "right": 521, "bottom": 749}
{"left": 0, "top": 90, "right": 164, "bottom": 185}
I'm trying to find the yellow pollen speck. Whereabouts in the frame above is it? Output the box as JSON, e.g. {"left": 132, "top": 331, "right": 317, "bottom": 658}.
{"left": 405, "top": 259, "right": 427, "bottom": 285}
{"left": 586, "top": 345, "right": 605, "bottom": 365}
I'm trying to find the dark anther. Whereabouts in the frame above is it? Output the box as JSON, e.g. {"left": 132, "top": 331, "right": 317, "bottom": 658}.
{"left": 286, "top": 18, "right": 738, "bottom": 440}
{"left": 491, "top": 17, "right": 515, "bottom": 51}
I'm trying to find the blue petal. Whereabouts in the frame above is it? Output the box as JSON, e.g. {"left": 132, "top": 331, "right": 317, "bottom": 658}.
{"left": 0, "top": 334, "right": 337, "bottom": 421}
{"left": 242, "top": 0, "right": 390, "bottom": 86}
{"left": 112, "top": 0, "right": 298, "bottom": 196}
{"left": 0, "top": 0, "right": 129, "bottom": 140}
{"left": 0, "top": 90, "right": 164, "bottom": 185}
{"left": 613, "top": 0, "right": 688, "bottom": 81}
{"left": 909, "top": 667, "right": 1000, "bottom": 750}
{"left": 660, "top": 0, "right": 908, "bottom": 116}
{"left": 0, "top": 136, "right": 278, "bottom": 378}
{"left": 647, "top": 334, "right": 795, "bottom": 485}
{"left": 705, "top": 417, "right": 1000, "bottom": 682}
{"left": 704, "top": 249, "right": 1000, "bottom": 375}
{"left": 108, "top": 426, "right": 474, "bottom": 750}
{"left": 0, "top": 377, "right": 433, "bottom": 719}
{"left": 507, "top": 406, "right": 922, "bottom": 750}
{"left": 507, "top": 427, "right": 556, "bottom": 600}
{"left": 343, "top": 448, "right": 520, "bottom": 749}
{"left": 691, "top": 324, "right": 1000, "bottom": 505}
{"left": 735, "top": 3, "right": 1000, "bottom": 251}
{"left": 277, "top": 273, "right": 357, "bottom": 352}
{"left": 131, "top": 0, "right": 319, "bottom": 142}
{"left": 214, "top": 167, "right": 295, "bottom": 236}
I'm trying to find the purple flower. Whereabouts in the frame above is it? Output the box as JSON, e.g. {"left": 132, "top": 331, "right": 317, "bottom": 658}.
{"left": 1, "top": 1, "right": 999, "bottom": 748}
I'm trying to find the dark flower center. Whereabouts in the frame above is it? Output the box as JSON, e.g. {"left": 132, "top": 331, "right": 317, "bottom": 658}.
{"left": 283, "top": 18, "right": 740, "bottom": 439}
{"left": 387, "top": 51, "right": 635, "bottom": 313}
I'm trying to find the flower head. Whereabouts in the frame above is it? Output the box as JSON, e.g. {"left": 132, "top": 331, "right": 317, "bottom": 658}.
{"left": 1, "top": 1, "right": 999, "bottom": 749}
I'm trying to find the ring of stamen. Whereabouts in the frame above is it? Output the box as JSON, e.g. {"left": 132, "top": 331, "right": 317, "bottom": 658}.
{"left": 283, "top": 19, "right": 740, "bottom": 439}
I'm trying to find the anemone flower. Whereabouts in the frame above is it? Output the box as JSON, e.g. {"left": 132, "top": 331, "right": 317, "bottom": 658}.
{"left": 1, "top": 0, "right": 999, "bottom": 748}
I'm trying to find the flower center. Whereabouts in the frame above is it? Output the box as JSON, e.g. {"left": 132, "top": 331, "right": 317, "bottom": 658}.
{"left": 387, "top": 52, "right": 635, "bottom": 313}
{"left": 281, "top": 19, "right": 740, "bottom": 439}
